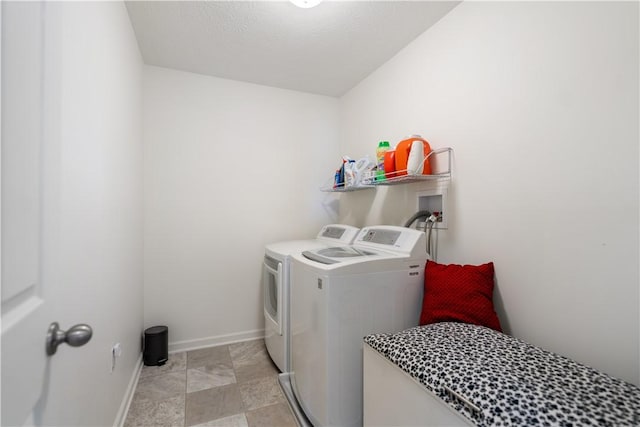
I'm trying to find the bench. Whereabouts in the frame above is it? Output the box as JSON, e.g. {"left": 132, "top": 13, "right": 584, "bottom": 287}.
{"left": 363, "top": 322, "right": 640, "bottom": 426}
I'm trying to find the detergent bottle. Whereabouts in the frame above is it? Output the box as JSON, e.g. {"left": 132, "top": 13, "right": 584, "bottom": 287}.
{"left": 375, "top": 141, "right": 390, "bottom": 181}
{"left": 406, "top": 140, "right": 425, "bottom": 175}
{"left": 395, "top": 135, "right": 432, "bottom": 176}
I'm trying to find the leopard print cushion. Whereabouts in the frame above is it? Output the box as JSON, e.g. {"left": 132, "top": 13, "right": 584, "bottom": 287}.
{"left": 364, "top": 322, "right": 640, "bottom": 426}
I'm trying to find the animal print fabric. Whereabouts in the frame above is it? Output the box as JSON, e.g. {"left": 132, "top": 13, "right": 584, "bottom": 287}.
{"left": 364, "top": 322, "right": 640, "bottom": 426}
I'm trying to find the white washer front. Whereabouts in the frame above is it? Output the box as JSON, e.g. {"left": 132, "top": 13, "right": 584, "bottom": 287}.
{"left": 263, "top": 225, "right": 359, "bottom": 373}
{"left": 289, "top": 226, "right": 429, "bottom": 427}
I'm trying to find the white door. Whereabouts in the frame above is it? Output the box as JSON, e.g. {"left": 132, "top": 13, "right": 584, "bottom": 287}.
{"left": 1, "top": 3, "right": 49, "bottom": 425}
{"left": 1, "top": 4, "right": 91, "bottom": 425}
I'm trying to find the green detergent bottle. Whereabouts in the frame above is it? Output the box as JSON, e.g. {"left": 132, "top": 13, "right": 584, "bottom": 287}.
{"left": 376, "top": 141, "right": 390, "bottom": 181}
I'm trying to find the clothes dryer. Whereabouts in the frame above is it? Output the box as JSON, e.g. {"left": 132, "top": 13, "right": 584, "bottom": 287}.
{"left": 288, "top": 226, "right": 428, "bottom": 427}
{"left": 263, "top": 224, "right": 359, "bottom": 373}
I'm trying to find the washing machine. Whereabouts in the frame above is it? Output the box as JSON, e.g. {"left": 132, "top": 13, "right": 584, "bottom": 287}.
{"left": 263, "top": 224, "right": 360, "bottom": 374}
{"left": 288, "top": 225, "right": 428, "bottom": 427}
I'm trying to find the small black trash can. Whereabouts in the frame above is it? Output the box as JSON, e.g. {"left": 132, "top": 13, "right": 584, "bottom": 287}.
{"left": 143, "top": 325, "right": 168, "bottom": 366}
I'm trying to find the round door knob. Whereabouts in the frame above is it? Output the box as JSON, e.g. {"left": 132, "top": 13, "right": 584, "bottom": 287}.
{"left": 46, "top": 322, "right": 93, "bottom": 356}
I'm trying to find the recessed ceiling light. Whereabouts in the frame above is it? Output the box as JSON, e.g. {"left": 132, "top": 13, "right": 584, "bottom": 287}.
{"left": 289, "top": 0, "right": 322, "bottom": 9}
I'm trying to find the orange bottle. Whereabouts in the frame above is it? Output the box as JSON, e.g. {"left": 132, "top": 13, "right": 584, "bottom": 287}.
{"left": 383, "top": 150, "right": 397, "bottom": 179}
{"left": 394, "top": 135, "right": 432, "bottom": 176}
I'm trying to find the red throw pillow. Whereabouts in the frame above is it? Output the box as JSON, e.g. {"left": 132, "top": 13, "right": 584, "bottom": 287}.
{"left": 420, "top": 261, "right": 502, "bottom": 332}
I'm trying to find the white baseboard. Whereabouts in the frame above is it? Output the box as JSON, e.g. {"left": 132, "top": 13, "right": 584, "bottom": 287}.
{"left": 113, "top": 353, "right": 143, "bottom": 427}
{"left": 168, "top": 328, "right": 265, "bottom": 353}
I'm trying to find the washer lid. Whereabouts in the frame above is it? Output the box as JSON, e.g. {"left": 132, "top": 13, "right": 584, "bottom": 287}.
{"left": 302, "top": 246, "right": 377, "bottom": 265}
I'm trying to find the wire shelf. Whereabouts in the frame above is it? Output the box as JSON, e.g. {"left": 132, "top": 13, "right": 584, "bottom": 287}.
{"left": 322, "top": 183, "right": 375, "bottom": 192}
{"left": 321, "top": 147, "right": 452, "bottom": 192}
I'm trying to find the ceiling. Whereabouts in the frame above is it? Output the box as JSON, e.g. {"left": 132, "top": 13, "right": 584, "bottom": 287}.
{"left": 125, "top": 1, "right": 460, "bottom": 97}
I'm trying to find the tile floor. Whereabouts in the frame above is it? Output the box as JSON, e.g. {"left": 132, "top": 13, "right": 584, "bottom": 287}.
{"left": 124, "top": 339, "right": 297, "bottom": 427}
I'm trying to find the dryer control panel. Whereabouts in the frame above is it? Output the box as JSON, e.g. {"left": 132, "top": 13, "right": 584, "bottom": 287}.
{"left": 320, "top": 226, "right": 347, "bottom": 239}
{"left": 317, "top": 224, "right": 360, "bottom": 243}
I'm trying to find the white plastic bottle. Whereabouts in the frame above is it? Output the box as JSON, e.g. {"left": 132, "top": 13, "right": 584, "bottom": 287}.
{"left": 406, "top": 140, "right": 425, "bottom": 175}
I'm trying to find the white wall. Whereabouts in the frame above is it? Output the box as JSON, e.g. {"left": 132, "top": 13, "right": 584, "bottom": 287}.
{"left": 32, "top": 2, "right": 143, "bottom": 425}
{"left": 143, "top": 66, "right": 340, "bottom": 349}
{"left": 339, "top": 2, "right": 639, "bottom": 385}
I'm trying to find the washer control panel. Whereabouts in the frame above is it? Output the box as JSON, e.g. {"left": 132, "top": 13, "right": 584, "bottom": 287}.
{"left": 361, "top": 229, "right": 400, "bottom": 246}
{"left": 355, "top": 226, "right": 426, "bottom": 257}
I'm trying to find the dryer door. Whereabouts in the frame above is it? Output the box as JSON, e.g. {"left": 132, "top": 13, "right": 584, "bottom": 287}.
{"left": 263, "top": 255, "right": 283, "bottom": 335}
